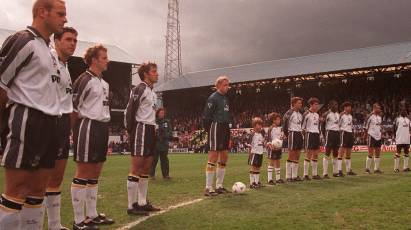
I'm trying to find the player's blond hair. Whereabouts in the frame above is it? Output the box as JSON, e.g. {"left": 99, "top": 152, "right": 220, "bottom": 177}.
{"left": 252, "top": 117, "right": 263, "bottom": 128}
{"left": 83, "top": 44, "right": 107, "bottom": 66}
{"left": 214, "top": 75, "right": 229, "bottom": 87}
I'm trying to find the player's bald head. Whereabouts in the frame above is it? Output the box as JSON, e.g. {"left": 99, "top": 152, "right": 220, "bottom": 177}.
{"left": 32, "top": 0, "right": 65, "bottom": 19}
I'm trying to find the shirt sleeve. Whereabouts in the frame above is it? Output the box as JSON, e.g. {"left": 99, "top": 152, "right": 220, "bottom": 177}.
{"left": 364, "top": 115, "right": 372, "bottom": 131}
{"left": 282, "top": 110, "right": 291, "bottom": 136}
{"left": 72, "top": 76, "right": 92, "bottom": 113}
{"left": 0, "top": 32, "right": 34, "bottom": 89}
{"left": 202, "top": 96, "right": 216, "bottom": 130}
{"left": 124, "top": 83, "right": 146, "bottom": 132}
{"left": 302, "top": 111, "right": 309, "bottom": 131}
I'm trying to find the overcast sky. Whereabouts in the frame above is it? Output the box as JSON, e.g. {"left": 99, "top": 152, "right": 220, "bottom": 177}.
{"left": 1, "top": 0, "right": 411, "bottom": 79}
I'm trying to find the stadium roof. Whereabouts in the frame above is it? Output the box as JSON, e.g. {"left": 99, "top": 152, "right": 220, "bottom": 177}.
{"left": 156, "top": 41, "right": 411, "bottom": 92}
{"left": 0, "top": 28, "right": 137, "bottom": 64}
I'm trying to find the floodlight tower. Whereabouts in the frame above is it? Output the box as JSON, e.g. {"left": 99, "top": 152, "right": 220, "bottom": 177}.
{"left": 164, "top": 0, "right": 182, "bottom": 82}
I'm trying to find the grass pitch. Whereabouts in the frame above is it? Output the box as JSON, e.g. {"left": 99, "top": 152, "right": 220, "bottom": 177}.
{"left": 1, "top": 152, "right": 410, "bottom": 229}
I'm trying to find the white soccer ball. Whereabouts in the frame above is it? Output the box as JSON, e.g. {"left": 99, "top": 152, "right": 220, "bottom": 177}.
{"left": 232, "top": 182, "right": 246, "bottom": 194}
{"left": 271, "top": 139, "right": 283, "bottom": 149}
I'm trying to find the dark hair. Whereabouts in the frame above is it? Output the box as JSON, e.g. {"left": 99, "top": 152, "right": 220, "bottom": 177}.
{"left": 54, "top": 27, "right": 77, "bottom": 40}
{"left": 138, "top": 62, "right": 157, "bottom": 81}
{"left": 342, "top": 101, "right": 352, "bottom": 108}
{"left": 328, "top": 100, "right": 338, "bottom": 107}
{"left": 268, "top": 112, "right": 281, "bottom": 122}
{"left": 308, "top": 97, "right": 319, "bottom": 105}
{"left": 291, "top": 97, "right": 303, "bottom": 106}
{"left": 83, "top": 44, "right": 107, "bottom": 66}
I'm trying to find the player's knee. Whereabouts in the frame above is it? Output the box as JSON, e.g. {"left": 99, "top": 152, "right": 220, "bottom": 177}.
{"left": 218, "top": 162, "right": 226, "bottom": 168}
{"left": 47, "top": 177, "right": 63, "bottom": 189}
{"left": 206, "top": 162, "right": 217, "bottom": 172}
{"left": 28, "top": 184, "right": 47, "bottom": 197}
{"left": 5, "top": 182, "right": 29, "bottom": 199}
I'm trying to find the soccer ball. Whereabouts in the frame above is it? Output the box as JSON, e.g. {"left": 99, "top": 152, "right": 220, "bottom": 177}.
{"left": 271, "top": 139, "right": 283, "bottom": 149}
{"left": 232, "top": 182, "right": 246, "bottom": 194}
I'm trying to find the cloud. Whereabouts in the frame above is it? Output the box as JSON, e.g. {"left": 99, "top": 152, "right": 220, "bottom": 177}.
{"left": 1, "top": 0, "right": 410, "bottom": 77}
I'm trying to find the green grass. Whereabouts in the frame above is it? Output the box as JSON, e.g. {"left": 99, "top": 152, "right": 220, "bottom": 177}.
{"left": 1, "top": 152, "right": 410, "bottom": 229}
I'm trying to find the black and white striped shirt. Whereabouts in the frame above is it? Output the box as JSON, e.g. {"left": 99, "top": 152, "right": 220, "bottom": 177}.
{"left": 51, "top": 49, "right": 73, "bottom": 114}
{"left": 394, "top": 116, "right": 410, "bottom": 145}
{"left": 302, "top": 110, "right": 320, "bottom": 133}
{"left": 365, "top": 113, "right": 382, "bottom": 140}
{"left": 283, "top": 109, "right": 303, "bottom": 133}
{"left": 339, "top": 113, "right": 353, "bottom": 133}
{"left": 324, "top": 111, "right": 340, "bottom": 131}
{"left": 124, "top": 82, "right": 157, "bottom": 131}
{"left": 0, "top": 26, "right": 60, "bottom": 115}
{"left": 72, "top": 70, "right": 110, "bottom": 122}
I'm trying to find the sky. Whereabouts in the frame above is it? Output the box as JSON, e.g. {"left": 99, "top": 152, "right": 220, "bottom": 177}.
{"left": 1, "top": 0, "right": 411, "bottom": 80}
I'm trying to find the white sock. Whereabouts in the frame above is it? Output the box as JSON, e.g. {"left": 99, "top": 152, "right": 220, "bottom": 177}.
{"left": 71, "top": 178, "right": 88, "bottom": 224}
{"left": 21, "top": 196, "right": 44, "bottom": 230}
{"left": 311, "top": 160, "right": 318, "bottom": 176}
{"left": 45, "top": 192, "right": 62, "bottom": 230}
{"left": 366, "top": 156, "right": 372, "bottom": 170}
{"left": 216, "top": 164, "right": 226, "bottom": 189}
{"left": 286, "top": 161, "right": 292, "bottom": 179}
{"left": 394, "top": 156, "right": 400, "bottom": 170}
{"left": 137, "top": 176, "right": 149, "bottom": 206}
{"left": 127, "top": 175, "right": 139, "bottom": 209}
{"left": 86, "top": 180, "right": 99, "bottom": 219}
{"left": 205, "top": 163, "right": 216, "bottom": 189}
{"left": 374, "top": 157, "right": 381, "bottom": 171}
{"left": 337, "top": 158, "right": 342, "bottom": 172}
{"left": 267, "top": 166, "right": 274, "bottom": 181}
{"left": 345, "top": 158, "right": 351, "bottom": 172}
{"left": 292, "top": 162, "right": 299, "bottom": 179}
{"left": 303, "top": 159, "right": 310, "bottom": 176}
{"left": 404, "top": 155, "right": 409, "bottom": 169}
{"left": 0, "top": 195, "right": 23, "bottom": 230}
{"left": 275, "top": 168, "right": 281, "bottom": 181}
{"left": 254, "top": 173, "right": 260, "bottom": 184}
{"left": 249, "top": 172, "right": 254, "bottom": 184}
{"left": 332, "top": 158, "right": 338, "bottom": 174}
{"left": 323, "top": 157, "right": 329, "bottom": 175}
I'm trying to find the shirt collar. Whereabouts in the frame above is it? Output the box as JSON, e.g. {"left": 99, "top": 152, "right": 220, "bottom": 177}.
{"left": 86, "top": 69, "right": 100, "bottom": 78}
{"left": 26, "top": 26, "right": 51, "bottom": 45}
{"left": 142, "top": 81, "right": 153, "bottom": 89}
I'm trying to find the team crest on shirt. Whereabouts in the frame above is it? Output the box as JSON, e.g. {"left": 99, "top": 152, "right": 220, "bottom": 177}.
{"left": 208, "top": 103, "right": 213, "bottom": 108}
{"left": 50, "top": 54, "right": 61, "bottom": 83}
{"left": 224, "top": 104, "right": 229, "bottom": 111}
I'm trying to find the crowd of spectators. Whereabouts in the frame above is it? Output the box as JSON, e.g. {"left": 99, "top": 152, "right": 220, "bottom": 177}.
{"left": 102, "top": 73, "right": 410, "bottom": 152}
{"left": 163, "top": 74, "right": 411, "bottom": 150}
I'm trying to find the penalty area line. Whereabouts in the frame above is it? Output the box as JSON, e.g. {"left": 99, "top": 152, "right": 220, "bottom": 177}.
{"left": 116, "top": 198, "right": 204, "bottom": 229}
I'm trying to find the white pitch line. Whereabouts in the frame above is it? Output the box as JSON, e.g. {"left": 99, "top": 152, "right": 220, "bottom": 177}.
{"left": 116, "top": 198, "right": 204, "bottom": 230}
